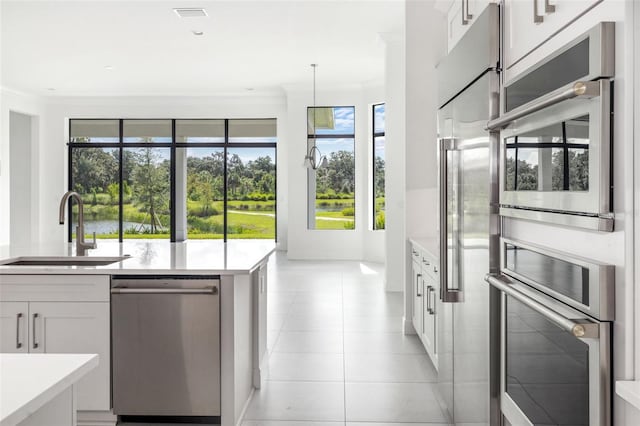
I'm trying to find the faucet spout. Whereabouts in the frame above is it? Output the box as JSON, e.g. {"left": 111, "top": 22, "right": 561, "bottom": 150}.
{"left": 59, "top": 190, "right": 96, "bottom": 256}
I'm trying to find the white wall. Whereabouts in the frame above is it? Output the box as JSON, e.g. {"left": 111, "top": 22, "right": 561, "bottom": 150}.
{"left": 34, "top": 95, "right": 288, "bottom": 247}
{"left": 385, "top": 1, "right": 445, "bottom": 293}
{"left": 9, "top": 111, "right": 37, "bottom": 246}
{"left": 285, "top": 85, "right": 385, "bottom": 261}
{"left": 0, "top": 88, "right": 44, "bottom": 246}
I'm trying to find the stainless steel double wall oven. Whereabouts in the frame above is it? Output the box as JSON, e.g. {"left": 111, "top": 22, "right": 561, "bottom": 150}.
{"left": 483, "top": 20, "right": 617, "bottom": 426}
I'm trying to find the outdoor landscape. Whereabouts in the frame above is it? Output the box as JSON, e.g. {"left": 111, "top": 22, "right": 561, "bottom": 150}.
{"left": 71, "top": 147, "right": 277, "bottom": 239}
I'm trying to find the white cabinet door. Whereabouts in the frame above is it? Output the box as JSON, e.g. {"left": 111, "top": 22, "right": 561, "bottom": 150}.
{"left": 0, "top": 302, "right": 29, "bottom": 353}
{"left": 30, "top": 302, "right": 110, "bottom": 411}
{"left": 412, "top": 261, "right": 424, "bottom": 335}
{"left": 504, "top": 0, "right": 602, "bottom": 70}
{"left": 447, "top": 0, "right": 492, "bottom": 52}
{"left": 422, "top": 274, "right": 436, "bottom": 358}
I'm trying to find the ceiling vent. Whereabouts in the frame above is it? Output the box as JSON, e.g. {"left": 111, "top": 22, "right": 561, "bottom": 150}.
{"left": 173, "top": 8, "right": 208, "bottom": 18}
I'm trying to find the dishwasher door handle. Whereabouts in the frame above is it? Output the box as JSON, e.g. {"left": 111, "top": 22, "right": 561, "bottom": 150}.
{"left": 111, "top": 287, "right": 218, "bottom": 295}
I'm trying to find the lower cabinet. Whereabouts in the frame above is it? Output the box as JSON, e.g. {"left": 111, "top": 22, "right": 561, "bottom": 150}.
{"left": 409, "top": 242, "right": 439, "bottom": 370}
{"left": 0, "top": 275, "right": 111, "bottom": 412}
{"left": 0, "top": 301, "right": 29, "bottom": 353}
{"left": 411, "top": 260, "right": 424, "bottom": 339}
{"left": 31, "top": 302, "right": 110, "bottom": 411}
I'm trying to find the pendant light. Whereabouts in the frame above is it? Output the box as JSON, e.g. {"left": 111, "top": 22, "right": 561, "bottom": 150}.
{"left": 304, "top": 64, "right": 328, "bottom": 170}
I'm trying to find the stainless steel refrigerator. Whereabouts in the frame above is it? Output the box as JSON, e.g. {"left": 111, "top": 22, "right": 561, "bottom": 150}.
{"left": 436, "top": 4, "right": 500, "bottom": 425}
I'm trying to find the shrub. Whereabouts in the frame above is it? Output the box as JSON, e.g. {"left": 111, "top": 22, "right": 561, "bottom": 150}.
{"left": 341, "top": 207, "right": 355, "bottom": 217}
{"left": 375, "top": 211, "right": 385, "bottom": 229}
{"left": 343, "top": 220, "right": 355, "bottom": 230}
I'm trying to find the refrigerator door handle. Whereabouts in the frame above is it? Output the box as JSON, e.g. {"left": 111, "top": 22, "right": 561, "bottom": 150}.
{"left": 439, "top": 137, "right": 464, "bottom": 303}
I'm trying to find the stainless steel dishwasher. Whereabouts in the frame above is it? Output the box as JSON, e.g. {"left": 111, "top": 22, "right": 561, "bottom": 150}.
{"left": 111, "top": 275, "right": 221, "bottom": 421}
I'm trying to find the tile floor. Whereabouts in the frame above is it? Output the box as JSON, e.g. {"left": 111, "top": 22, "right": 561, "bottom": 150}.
{"left": 243, "top": 252, "right": 452, "bottom": 426}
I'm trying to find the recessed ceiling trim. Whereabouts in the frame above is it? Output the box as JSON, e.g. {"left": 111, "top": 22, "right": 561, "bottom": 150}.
{"left": 173, "top": 8, "right": 208, "bottom": 18}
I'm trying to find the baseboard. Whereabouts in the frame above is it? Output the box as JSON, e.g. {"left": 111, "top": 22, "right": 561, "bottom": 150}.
{"left": 403, "top": 316, "right": 416, "bottom": 335}
{"left": 77, "top": 410, "right": 117, "bottom": 426}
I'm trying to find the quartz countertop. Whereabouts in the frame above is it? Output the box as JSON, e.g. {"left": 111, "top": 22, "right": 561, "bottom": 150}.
{"left": 409, "top": 237, "right": 439, "bottom": 259}
{"left": 0, "top": 240, "right": 275, "bottom": 275}
{"left": 0, "top": 354, "right": 98, "bottom": 426}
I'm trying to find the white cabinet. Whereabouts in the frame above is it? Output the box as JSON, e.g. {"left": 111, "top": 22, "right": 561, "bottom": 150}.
{"left": 411, "top": 259, "right": 424, "bottom": 337}
{"left": 504, "top": 0, "right": 602, "bottom": 70}
{"left": 0, "top": 275, "right": 110, "bottom": 412}
{"left": 409, "top": 242, "right": 439, "bottom": 370}
{"left": 420, "top": 256, "right": 438, "bottom": 367}
{"left": 31, "top": 302, "right": 110, "bottom": 411}
{"left": 447, "top": 0, "right": 492, "bottom": 52}
{"left": 0, "top": 302, "right": 28, "bottom": 353}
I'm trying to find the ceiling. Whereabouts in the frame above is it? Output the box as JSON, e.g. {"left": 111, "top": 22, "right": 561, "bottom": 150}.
{"left": 1, "top": 0, "right": 405, "bottom": 97}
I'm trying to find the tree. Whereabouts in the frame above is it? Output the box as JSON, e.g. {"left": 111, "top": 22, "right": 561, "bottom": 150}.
{"left": 374, "top": 156, "right": 385, "bottom": 198}
{"left": 131, "top": 148, "right": 169, "bottom": 233}
{"left": 72, "top": 148, "right": 118, "bottom": 194}
{"left": 316, "top": 150, "right": 355, "bottom": 195}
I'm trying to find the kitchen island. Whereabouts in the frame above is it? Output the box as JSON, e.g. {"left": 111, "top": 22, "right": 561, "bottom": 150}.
{"left": 0, "top": 240, "right": 275, "bottom": 426}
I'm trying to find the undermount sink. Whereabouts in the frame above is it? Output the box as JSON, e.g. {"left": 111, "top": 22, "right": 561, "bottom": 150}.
{"left": 0, "top": 256, "right": 130, "bottom": 267}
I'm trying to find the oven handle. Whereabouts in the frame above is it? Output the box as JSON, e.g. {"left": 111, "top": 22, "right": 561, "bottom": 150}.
{"left": 485, "top": 274, "right": 599, "bottom": 338}
{"left": 111, "top": 287, "right": 218, "bottom": 295}
{"left": 486, "top": 80, "right": 600, "bottom": 130}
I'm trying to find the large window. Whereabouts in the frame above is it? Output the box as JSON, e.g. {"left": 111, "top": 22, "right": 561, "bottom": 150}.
{"left": 307, "top": 106, "right": 355, "bottom": 230}
{"left": 373, "top": 103, "right": 385, "bottom": 230}
{"left": 69, "top": 118, "right": 276, "bottom": 241}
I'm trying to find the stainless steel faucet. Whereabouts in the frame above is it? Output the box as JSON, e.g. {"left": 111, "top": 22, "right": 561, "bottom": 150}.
{"left": 59, "top": 191, "right": 97, "bottom": 256}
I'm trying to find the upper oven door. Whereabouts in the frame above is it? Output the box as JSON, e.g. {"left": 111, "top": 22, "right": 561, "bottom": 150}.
{"left": 499, "top": 79, "right": 611, "bottom": 216}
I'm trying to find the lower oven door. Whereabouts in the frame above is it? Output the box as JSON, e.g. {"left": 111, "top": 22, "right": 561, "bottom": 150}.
{"left": 486, "top": 274, "right": 611, "bottom": 426}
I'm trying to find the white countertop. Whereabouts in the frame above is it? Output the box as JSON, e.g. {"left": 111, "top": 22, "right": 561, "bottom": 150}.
{"left": 0, "top": 240, "right": 275, "bottom": 275}
{"left": 409, "top": 237, "right": 439, "bottom": 259}
{"left": 0, "top": 354, "right": 98, "bottom": 426}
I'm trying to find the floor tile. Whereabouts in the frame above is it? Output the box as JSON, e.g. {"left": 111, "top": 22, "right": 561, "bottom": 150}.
{"left": 344, "top": 332, "right": 426, "bottom": 354}
{"left": 273, "top": 331, "right": 343, "bottom": 353}
{"left": 267, "top": 314, "right": 287, "bottom": 331}
{"left": 244, "top": 381, "right": 345, "bottom": 421}
{"left": 342, "top": 315, "right": 403, "bottom": 333}
{"left": 345, "top": 353, "right": 437, "bottom": 383}
{"left": 345, "top": 382, "right": 448, "bottom": 423}
{"left": 268, "top": 353, "right": 344, "bottom": 381}
{"left": 282, "top": 313, "right": 344, "bottom": 332}
{"left": 288, "top": 301, "right": 343, "bottom": 317}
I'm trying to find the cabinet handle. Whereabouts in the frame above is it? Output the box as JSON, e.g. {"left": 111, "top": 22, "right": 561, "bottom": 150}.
{"left": 16, "top": 313, "right": 23, "bottom": 349}
{"left": 32, "top": 313, "right": 39, "bottom": 349}
{"left": 461, "top": 0, "right": 472, "bottom": 25}
{"left": 533, "top": 0, "right": 544, "bottom": 23}
{"left": 430, "top": 287, "right": 437, "bottom": 315}
{"left": 427, "top": 286, "right": 436, "bottom": 314}
{"left": 545, "top": 0, "right": 556, "bottom": 13}
{"left": 416, "top": 274, "right": 422, "bottom": 297}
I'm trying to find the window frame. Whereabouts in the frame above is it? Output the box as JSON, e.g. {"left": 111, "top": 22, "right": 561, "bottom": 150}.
{"left": 68, "top": 118, "right": 277, "bottom": 242}
{"left": 372, "top": 103, "right": 385, "bottom": 230}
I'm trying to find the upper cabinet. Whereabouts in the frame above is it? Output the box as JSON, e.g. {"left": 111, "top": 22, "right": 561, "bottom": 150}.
{"left": 503, "top": 0, "right": 602, "bottom": 70}
{"left": 447, "top": 0, "right": 492, "bottom": 52}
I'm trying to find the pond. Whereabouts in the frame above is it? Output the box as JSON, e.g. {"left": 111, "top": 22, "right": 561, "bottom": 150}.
{"left": 82, "top": 220, "right": 154, "bottom": 234}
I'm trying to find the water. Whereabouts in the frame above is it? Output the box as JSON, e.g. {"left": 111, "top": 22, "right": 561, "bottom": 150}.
{"left": 81, "top": 220, "right": 153, "bottom": 234}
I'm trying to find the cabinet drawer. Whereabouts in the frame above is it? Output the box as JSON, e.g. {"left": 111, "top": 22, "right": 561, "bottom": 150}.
{"left": 0, "top": 275, "right": 110, "bottom": 302}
